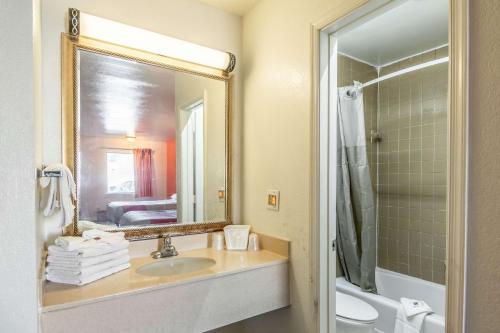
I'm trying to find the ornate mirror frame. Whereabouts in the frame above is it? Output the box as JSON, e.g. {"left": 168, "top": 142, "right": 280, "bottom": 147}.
{"left": 61, "top": 34, "right": 233, "bottom": 240}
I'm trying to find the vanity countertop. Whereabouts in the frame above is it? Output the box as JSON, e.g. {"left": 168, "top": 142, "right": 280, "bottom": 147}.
{"left": 42, "top": 247, "right": 288, "bottom": 312}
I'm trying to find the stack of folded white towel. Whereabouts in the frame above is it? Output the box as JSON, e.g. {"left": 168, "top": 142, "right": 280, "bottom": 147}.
{"left": 46, "top": 229, "right": 130, "bottom": 286}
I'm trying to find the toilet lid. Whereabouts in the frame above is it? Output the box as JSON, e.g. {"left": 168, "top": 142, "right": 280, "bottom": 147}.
{"left": 336, "top": 292, "right": 378, "bottom": 323}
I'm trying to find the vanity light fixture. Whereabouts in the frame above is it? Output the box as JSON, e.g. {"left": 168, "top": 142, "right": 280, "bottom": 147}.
{"left": 68, "top": 8, "right": 236, "bottom": 73}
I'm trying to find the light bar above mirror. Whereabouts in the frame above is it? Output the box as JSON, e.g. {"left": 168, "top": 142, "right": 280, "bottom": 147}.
{"left": 68, "top": 8, "right": 236, "bottom": 73}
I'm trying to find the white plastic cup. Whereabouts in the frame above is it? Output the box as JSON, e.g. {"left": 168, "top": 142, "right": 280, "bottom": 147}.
{"left": 212, "top": 232, "right": 225, "bottom": 251}
{"left": 247, "top": 233, "right": 260, "bottom": 251}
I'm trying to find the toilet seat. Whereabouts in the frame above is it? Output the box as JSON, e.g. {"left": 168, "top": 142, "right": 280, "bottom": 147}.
{"left": 336, "top": 291, "right": 378, "bottom": 324}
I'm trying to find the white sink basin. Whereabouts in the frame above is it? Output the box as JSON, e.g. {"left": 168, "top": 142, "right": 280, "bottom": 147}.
{"left": 136, "top": 257, "right": 216, "bottom": 277}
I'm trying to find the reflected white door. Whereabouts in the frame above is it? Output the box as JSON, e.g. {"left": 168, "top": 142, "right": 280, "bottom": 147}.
{"left": 181, "top": 102, "right": 204, "bottom": 222}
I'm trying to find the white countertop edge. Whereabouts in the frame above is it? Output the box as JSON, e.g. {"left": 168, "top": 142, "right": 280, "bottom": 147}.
{"left": 41, "top": 257, "right": 288, "bottom": 313}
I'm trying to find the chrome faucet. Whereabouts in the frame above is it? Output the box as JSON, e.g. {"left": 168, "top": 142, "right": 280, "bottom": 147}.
{"left": 151, "top": 235, "right": 178, "bottom": 259}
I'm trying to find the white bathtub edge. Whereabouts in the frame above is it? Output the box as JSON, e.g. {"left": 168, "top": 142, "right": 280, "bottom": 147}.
{"left": 336, "top": 271, "right": 445, "bottom": 333}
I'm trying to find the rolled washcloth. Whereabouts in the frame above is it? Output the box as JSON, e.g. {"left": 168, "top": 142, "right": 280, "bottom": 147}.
{"left": 49, "top": 238, "right": 129, "bottom": 258}
{"left": 46, "top": 263, "right": 131, "bottom": 286}
{"left": 46, "top": 255, "right": 130, "bottom": 276}
{"left": 47, "top": 248, "right": 129, "bottom": 267}
{"left": 39, "top": 164, "right": 76, "bottom": 229}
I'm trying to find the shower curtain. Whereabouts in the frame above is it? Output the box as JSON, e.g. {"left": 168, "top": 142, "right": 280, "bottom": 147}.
{"left": 336, "top": 82, "right": 377, "bottom": 293}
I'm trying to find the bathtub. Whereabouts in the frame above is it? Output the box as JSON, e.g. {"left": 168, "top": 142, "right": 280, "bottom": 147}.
{"left": 336, "top": 268, "right": 445, "bottom": 333}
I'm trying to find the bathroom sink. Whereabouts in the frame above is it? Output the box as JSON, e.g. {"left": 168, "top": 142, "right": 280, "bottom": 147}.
{"left": 136, "top": 257, "right": 216, "bottom": 277}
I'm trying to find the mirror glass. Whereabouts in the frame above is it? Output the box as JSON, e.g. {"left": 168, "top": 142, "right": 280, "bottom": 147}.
{"left": 77, "top": 50, "right": 227, "bottom": 230}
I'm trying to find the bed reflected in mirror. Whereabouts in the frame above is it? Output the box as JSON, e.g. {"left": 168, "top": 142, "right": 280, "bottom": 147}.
{"left": 76, "top": 49, "right": 227, "bottom": 231}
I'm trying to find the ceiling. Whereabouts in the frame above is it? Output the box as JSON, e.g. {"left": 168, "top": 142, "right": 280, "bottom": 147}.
{"left": 198, "top": 0, "right": 260, "bottom": 16}
{"left": 79, "top": 50, "right": 176, "bottom": 140}
{"left": 337, "top": 0, "right": 448, "bottom": 67}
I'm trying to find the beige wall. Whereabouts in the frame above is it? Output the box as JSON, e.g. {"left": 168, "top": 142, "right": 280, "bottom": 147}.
{"left": 215, "top": 1, "right": 371, "bottom": 332}
{"left": 175, "top": 73, "right": 227, "bottom": 221}
{"left": 466, "top": 0, "right": 500, "bottom": 332}
{"left": 41, "top": 0, "right": 242, "bottom": 244}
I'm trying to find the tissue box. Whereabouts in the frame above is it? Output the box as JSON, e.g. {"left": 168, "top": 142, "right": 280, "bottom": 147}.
{"left": 224, "top": 225, "right": 251, "bottom": 250}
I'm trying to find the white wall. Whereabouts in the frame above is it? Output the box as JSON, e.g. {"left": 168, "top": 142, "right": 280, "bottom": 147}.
{"left": 41, "top": 0, "right": 242, "bottom": 243}
{"left": 0, "top": 0, "right": 42, "bottom": 331}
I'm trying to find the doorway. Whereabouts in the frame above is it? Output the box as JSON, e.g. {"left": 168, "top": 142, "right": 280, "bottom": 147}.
{"left": 315, "top": 0, "right": 468, "bottom": 332}
{"left": 180, "top": 100, "right": 205, "bottom": 223}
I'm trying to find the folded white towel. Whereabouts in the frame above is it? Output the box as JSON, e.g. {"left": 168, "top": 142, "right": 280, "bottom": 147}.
{"left": 394, "top": 298, "right": 433, "bottom": 333}
{"left": 47, "top": 249, "right": 129, "bottom": 268}
{"left": 54, "top": 232, "right": 124, "bottom": 252}
{"left": 400, "top": 298, "right": 433, "bottom": 317}
{"left": 82, "top": 229, "right": 125, "bottom": 241}
{"left": 79, "top": 220, "right": 114, "bottom": 231}
{"left": 46, "top": 255, "right": 130, "bottom": 276}
{"left": 48, "top": 239, "right": 129, "bottom": 258}
{"left": 54, "top": 236, "right": 86, "bottom": 251}
{"left": 46, "top": 263, "right": 131, "bottom": 286}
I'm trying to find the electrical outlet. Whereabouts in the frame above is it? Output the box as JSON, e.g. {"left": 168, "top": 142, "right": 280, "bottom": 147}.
{"left": 267, "top": 190, "right": 280, "bottom": 211}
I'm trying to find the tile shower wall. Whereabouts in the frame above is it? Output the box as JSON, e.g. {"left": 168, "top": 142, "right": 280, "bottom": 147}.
{"left": 376, "top": 47, "right": 448, "bottom": 284}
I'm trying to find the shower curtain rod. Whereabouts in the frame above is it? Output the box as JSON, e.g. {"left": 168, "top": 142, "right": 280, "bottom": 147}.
{"left": 360, "top": 57, "right": 449, "bottom": 88}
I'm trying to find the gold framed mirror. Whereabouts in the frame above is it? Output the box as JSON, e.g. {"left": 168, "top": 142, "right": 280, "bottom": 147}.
{"left": 62, "top": 34, "right": 232, "bottom": 240}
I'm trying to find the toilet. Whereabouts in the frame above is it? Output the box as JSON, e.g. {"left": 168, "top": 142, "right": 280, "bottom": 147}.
{"left": 336, "top": 291, "right": 379, "bottom": 333}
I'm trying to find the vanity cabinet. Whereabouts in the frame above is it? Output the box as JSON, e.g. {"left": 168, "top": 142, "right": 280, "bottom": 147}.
{"left": 41, "top": 248, "right": 289, "bottom": 333}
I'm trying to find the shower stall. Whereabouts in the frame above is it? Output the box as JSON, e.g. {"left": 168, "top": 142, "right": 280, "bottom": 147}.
{"left": 319, "top": 1, "right": 453, "bottom": 333}
{"left": 335, "top": 46, "right": 449, "bottom": 332}
{"left": 337, "top": 46, "right": 449, "bottom": 284}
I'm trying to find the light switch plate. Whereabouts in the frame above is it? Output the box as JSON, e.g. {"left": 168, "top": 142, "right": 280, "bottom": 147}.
{"left": 267, "top": 190, "right": 280, "bottom": 211}
{"left": 217, "top": 188, "right": 225, "bottom": 202}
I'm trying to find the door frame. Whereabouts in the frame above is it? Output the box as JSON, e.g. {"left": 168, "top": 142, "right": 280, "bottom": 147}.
{"left": 311, "top": 1, "right": 469, "bottom": 332}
